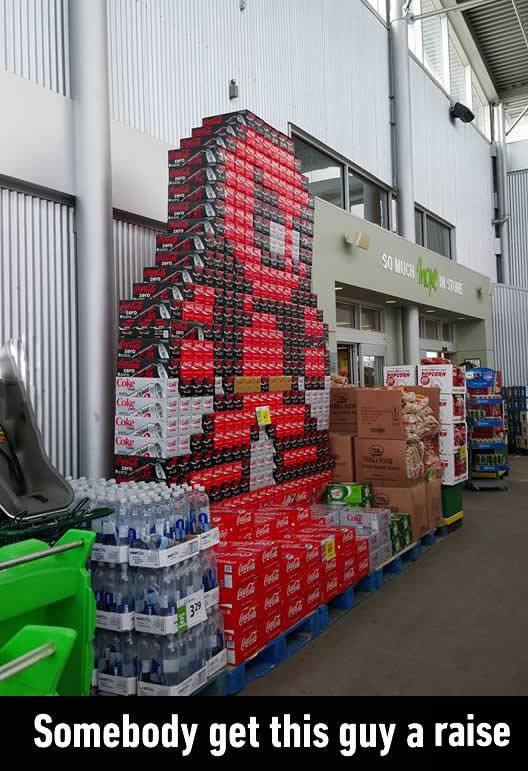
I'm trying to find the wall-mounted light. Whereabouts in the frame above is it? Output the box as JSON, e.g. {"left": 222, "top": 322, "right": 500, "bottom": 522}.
{"left": 229, "top": 79, "right": 239, "bottom": 99}
{"left": 385, "top": 300, "right": 397, "bottom": 304}
{"left": 425, "top": 309, "right": 436, "bottom": 313}
{"left": 450, "top": 101, "right": 475, "bottom": 124}
{"left": 344, "top": 231, "right": 370, "bottom": 250}
{"left": 335, "top": 286, "right": 344, "bottom": 292}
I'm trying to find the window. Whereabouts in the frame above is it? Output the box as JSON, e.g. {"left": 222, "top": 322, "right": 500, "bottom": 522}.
{"left": 471, "top": 78, "right": 490, "bottom": 138}
{"left": 391, "top": 195, "right": 399, "bottom": 233}
{"left": 348, "top": 170, "right": 389, "bottom": 228}
{"left": 424, "top": 318, "right": 440, "bottom": 339}
{"left": 448, "top": 33, "right": 467, "bottom": 106}
{"left": 360, "top": 306, "right": 382, "bottom": 333}
{"left": 336, "top": 303, "right": 358, "bottom": 329}
{"left": 442, "top": 322, "right": 453, "bottom": 342}
{"left": 421, "top": 0, "right": 446, "bottom": 88}
{"left": 293, "top": 133, "right": 392, "bottom": 228}
{"left": 294, "top": 138, "right": 344, "bottom": 208}
{"left": 415, "top": 207, "right": 452, "bottom": 259}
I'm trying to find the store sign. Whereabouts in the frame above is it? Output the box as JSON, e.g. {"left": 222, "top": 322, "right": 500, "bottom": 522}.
{"left": 381, "top": 253, "right": 464, "bottom": 297}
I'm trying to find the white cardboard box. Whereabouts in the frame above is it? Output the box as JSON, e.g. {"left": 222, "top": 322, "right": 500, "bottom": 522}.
{"left": 439, "top": 422, "right": 467, "bottom": 455}
{"left": 440, "top": 452, "right": 468, "bottom": 485}
{"left": 439, "top": 393, "right": 466, "bottom": 424}
{"left": 115, "top": 376, "right": 180, "bottom": 398}
{"left": 384, "top": 366, "right": 417, "bottom": 387}
{"left": 417, "top": 365, "right": 465, "bottom": 394}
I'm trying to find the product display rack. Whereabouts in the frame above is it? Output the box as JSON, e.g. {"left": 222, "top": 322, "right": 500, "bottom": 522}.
{"left": 467, "top": 369, "right": 508, "bottom": 491}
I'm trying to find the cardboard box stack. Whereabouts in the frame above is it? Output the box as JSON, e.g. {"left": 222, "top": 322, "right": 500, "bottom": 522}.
{"left": 417, "top": 362, "right": 468, "bottom": 486}
{"left": 113, "top": 110, "right": 334, "bottom": 505}
{"left": 212, "top": 504, "right": 364, "bottom": 664}
{"left": 330, "top": 386, "right": 442, "bottom": 540}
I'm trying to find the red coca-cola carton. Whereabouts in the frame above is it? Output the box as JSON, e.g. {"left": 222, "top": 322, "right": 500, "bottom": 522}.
{"left": 216, "top": 549, "right": 258, "bottom": 591}
{"left": 253, "top": 519, "right": 274, "bottom": 540}
{"left": 304, "top": 564, "right": 322, "bottom": 592}
{"left": 278, "top": 540, "right": 319, "bottom": 571}
{"left": 284, "top": 572, "right": 303, "bottom": 600}
{"left": 261, "top": 560, "right": 281, "bottom": 591}
{"left": 356, "top": 537, "right": 370, "bottom": 579}
{"left": 226, "top": 541, "right": 279, "bottom": 570}
{"left": 219, "top": 575, "right": 260, "bottom": 606}
{"left": 305, "top": 583, "right": 323, "bottom": 612}
{"left": 261, "top": 585, "right": 282, "bottom": 615}
{"left": 254, "top": 510, "right": 291, "bottom": 537}
{"left": 338, "top": 553, "right": 357, "bottom": 589}
{"left": 284, "top": 593, "right": 306, "bottom": 628}
{"left": 293, "top": 532, "right": 336, "bottom": 564}
{"left": 211, "top": 508, "right": 254, "bottom": 535}
{"left": 299, "top": 525, "right": 356, "bottom": 556}
{"left": 224, "top": 625, "right": 260, "bottom": 666}
{"left": 221, "top": 597, "right": 260, "bottom": 630}
{"left": 323, "top": 571, "right": 340, "bottom": 603}
{"left": 260, "top": 611, "right": 282, "bottom": 645}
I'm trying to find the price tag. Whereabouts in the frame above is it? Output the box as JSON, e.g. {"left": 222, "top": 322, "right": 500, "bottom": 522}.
{"left": 255, "top": 406, "right": 271, "bottom": 426}
{"left": 177, "top": 590, "right": 207, "bottom": 633}
{"left": 324, "top": 540, "right": 336, "bottom": 561}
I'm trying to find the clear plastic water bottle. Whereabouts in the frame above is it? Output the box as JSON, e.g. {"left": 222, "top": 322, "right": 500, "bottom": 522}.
{"left": 195, "top": 485, "right": 211, "bottom": 533}
{"left": 160, "top": 634, "right": 182, "bottom": 687}
{"left": 107, "top": 631, "right": 123, "bottom": 676}
{"left": 206, "top": 607, "right": 224, "bottom": 659}
{"left": 103, "top": 563, "right": 117, "bottom": 612}
{"left": 191, "top": 555, "right": 203, "bottom": 594}
{"left": 92, "top": 563, "right": 107, "bottom": 610}
{"left": 138, "top": 634, "right": 155, "bottom": 684}
{"left": 120, "top": 631, "right": 137, "bottom": 678}
{"left": 159, "top": 567, "right": 177, "bottom": 617}
{"left": 115, "top": 563, "right": 134, "bottom": 613}
{"left": 201, "top": 548, "right": 218, "bottom": 592}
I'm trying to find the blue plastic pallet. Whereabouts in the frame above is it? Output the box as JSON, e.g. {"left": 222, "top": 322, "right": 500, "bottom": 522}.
{"left": 208, "top": 610, "right": 320, "bottom": 696}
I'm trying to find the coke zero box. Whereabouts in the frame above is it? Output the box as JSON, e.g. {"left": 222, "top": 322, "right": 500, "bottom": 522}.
{"left": 168, "top": 164, "right": 226, "bottom": 189}
{"left": 224, "top": 625, "right": 260, "bottom": 666}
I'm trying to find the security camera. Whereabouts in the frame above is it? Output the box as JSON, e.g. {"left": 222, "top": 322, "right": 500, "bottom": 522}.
{"left": 450, "top": 102, "right": 475, "bottom": 124}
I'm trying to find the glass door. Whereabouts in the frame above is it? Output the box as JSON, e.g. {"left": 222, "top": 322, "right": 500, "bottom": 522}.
{"left": 361, "top": 354, "right": 385, "bottom": 387}
{"left": 337, "top": 344, "right": 361, "bottom": 385}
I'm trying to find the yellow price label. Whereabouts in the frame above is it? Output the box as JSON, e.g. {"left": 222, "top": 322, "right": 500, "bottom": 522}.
{"left": 256, "top": 406, "right": 271, "bottom": 426}
{"left": 324, "top": 540, "right": 336, "bottom": 561}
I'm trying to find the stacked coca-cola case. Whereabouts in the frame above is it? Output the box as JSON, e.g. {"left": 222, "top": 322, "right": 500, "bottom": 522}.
{"left": 114, "top": 110, "right": 333, "bottom": 504}
{"left": 210, "top": 505, "right": 367, "bottom": 664}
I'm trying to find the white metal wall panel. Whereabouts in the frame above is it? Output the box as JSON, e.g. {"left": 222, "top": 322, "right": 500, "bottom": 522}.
{"left": 107, "top": 0, "right": 392, "bottom": 185}
{"left": 0, "top": 188, "right": 77, "bottom": 475}
{"left": 508, "top": 169, "right": 528, "bottom": 289}
{"left": 410, "top": 59, "right": 496, "bottom": 280}
{"left": 492, "top": 284, "right": 528, "bottom": 386}
{"left": 0, "top": 0, "right": 70, "bottom": 95}
{"left": 113, "top": 218, "right": 158, "bottom": 302}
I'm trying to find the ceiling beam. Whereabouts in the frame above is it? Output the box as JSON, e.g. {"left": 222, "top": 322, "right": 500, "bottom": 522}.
{"left": 409, "top": 0, "right": 504, "bottom": 22}
{"left": 511, "top": 0, "right": 528, "bottom": 56}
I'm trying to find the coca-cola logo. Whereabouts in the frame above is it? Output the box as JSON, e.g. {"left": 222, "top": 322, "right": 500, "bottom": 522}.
{"left": 116, "top": 378, "right": 136, "bottom": 389}
{"left": 238, "top": 558, "right": 256, "bottom": 575}
{"left": 240, "top": 605, "right": 257, "bottom": 625}
{"left": 241, "top": 629, "right": 258, "bottom": 650}
{"left": 115, "top": 436, "right": 134, "bottom": 447}
{"left": 115, "top": 417, "right": 134, "bottom": 428}
{"left": 255, "top": 524, "right": 271, "bottom": 537}
{"left": 288, "top": 599, "right": 303, "bottom": 617}
{"left": 264, "top": 591, "right": 280, "bottom": 611}
{"left": 306, "top": 568, "right": 319, "bottom": 584}
{"left": 286, "top": 556, "right": 301, "bottom": 573}
{"left": 327, "top": 576, "right": 338, "bottom": 591}
{"left": 277, "top": 516, "right": 288, "bottom": 528}
{"left": 116, "top": 397, "right": 135, "bottom": 409}
{"left": 262, "top": 546, "right": 278, "bottom": 562}
{"left": 307, "top": 587, "right": 320, "bottom": 604}
{"left": 287, "top": 578, "right": 301, "bottom": 596}
{"left": 239, "top": 513, "right": 253, "bottom": 527}
{"left": 238, "top": 582, "right": 256, "bottom": 600}
{"left": 265, "top": 615, "right": 281, "bottom": 634}
{"left": 359, "top": 557, "right": 369, "bottom": 571}
{"left": 264, "top": 567, "right": 280, "bottom": 585}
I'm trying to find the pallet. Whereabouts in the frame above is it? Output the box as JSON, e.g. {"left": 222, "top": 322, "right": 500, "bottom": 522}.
{"left": 205, "top": 610, "right": 320, "bottom": 696}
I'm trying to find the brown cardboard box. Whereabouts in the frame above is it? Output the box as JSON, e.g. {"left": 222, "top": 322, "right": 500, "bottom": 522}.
{"left": 354, "top": 437, "right": 424, "bottom": 485}
{"left": 330, "top": 387, "right": 407, "bottom": 439}
{"left": 425, "top": 478, "right": 443, "bottom": 530}
{"left": 329, "top": 433, "right": 355, "bottom": 483}
{"left": 371, "top": 482, "right": 428, "bottom": 541}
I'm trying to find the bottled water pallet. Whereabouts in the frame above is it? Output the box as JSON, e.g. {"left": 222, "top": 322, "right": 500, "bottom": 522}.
{"left": 202, "top": 610, "right": 321, "bottom": 697}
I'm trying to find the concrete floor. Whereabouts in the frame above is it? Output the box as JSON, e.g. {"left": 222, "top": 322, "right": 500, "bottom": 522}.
{"left": 243, "top": 456, "right": 528, "bottom": 696}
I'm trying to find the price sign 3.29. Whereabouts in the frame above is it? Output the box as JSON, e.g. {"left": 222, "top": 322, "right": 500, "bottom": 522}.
{"left": 177, "top": 590, "right": 207, "bottom": 633}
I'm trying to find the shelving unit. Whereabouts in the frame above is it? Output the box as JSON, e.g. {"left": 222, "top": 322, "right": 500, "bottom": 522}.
{"left": 467, "top": 369, "right": 508, "bottom": 492}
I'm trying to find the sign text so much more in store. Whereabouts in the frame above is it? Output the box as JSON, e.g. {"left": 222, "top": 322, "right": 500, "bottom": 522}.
{"left": 381, "top": 254, "right": 464, "bottom": 297}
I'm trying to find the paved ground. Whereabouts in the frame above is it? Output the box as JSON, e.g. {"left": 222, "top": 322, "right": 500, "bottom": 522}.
{"left": 242, "top": 456, "right": 528, "bottom": 696}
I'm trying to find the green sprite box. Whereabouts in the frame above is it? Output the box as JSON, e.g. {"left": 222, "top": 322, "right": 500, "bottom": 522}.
{"left": 391, "top": 535, "right": 402, "bottom": 555}
{"left": 326, "top": 483, "right": 372, "bottom": 507}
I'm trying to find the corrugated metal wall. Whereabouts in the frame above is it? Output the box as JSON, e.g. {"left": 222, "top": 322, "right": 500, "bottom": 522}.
{"left": 107, "top": 0, "right": 392, "bottom": 185}
{"left": 113, "top": 217, "right": 159, "bottom": 302}
{"left": 492, "top": 284, "right": 528, "bottom": 386}
{"left": 508, "top": 169, "right": 528, "bottom": 289}
{"left": 0, "top": 0, "right": 70, "bottom": 95}
{"left": 0, "top": 187, "right": 78, "bottom": 475}
{"left": 410, "top": 59, "right": 496, "bottom": 280}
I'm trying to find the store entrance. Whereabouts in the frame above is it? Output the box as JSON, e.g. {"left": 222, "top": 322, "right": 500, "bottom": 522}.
{"left": 337, "top": 343, "right": 384, "bottom": 386}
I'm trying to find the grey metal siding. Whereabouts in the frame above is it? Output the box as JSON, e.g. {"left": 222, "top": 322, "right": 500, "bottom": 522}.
{"left": 508, "top": 169, "right": 528, "bottom": 289}
{"left": 492, "top": 284, "right": 528, "bottom": 386}
{"left": 0, "top": 187, "right": 77, "bottom": 475}
{"left": 0, "top": 0, "right": 70, "bottom": 95}
{"left": 106, "top": 0, "right": 392, "bottom": 185}
{"left": 113, "top": 217, "right": 159, "bottom": 302}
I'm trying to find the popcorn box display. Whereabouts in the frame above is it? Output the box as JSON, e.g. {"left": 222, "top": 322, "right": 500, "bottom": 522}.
{"left": 384, "top": 366, "right": 417, "bottom": 387}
